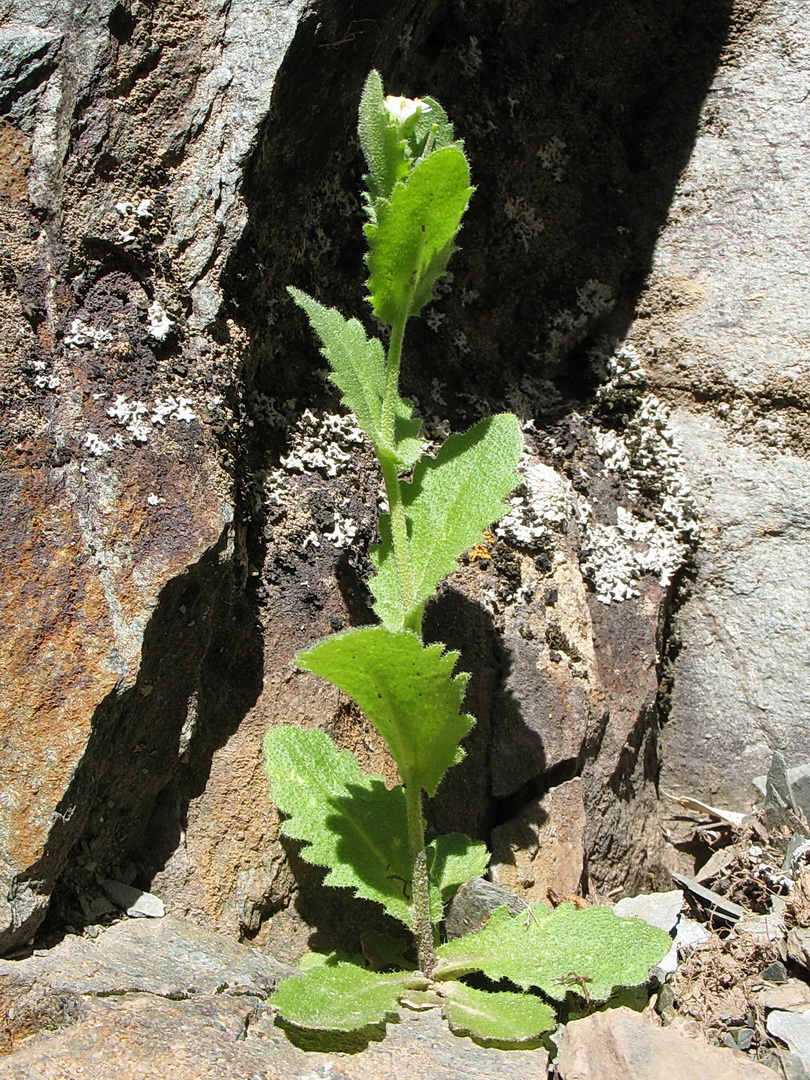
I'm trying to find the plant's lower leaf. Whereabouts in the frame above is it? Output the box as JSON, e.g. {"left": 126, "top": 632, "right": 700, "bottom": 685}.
{"left": 361, "top": 931, "right": 415, "bottom": 972}
{"left": 296, "top": 626, "right": 473, "bottom": 796}
{"left": 271, "top": 959, "right": 411, "bottom": 1032}
{"left": 441, "top": 981, "right": 557, "bottom": 1043}
{"left": 427, "top": 833, "right": 489, "bottom": 920}
{"left": 434, "top": 903, "right": 672, "bottom": 1003}
{"left": 263, "top": 726, "right": 412, "bottom": 927}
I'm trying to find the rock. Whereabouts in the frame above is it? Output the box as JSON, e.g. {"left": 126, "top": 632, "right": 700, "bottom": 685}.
{"left": 0, "top": 915, "right": 547, "bottom": 1079}
{"left": 768, "top": 1011, "right": 810, "bottom": 1071}
{"left": 634, "top": 0, "right": 810, "bottom": 807}
{"left": 1, "top": 0, "right": 802, "bottom": 966}
{"left": 0, "top": 915, "right": 291, "bottom": 1000}
{"left": 558, "top": 1006, "right": 777, "bottom": 1080}
{"left": 613, "top": 889, "right": 683, "bottom": 933}
{"left": 490, "top": 778, "right": 587, "bottom": 900}
{"left": 444, "top": 876, "right": 526, "bottom": 940}
{"left": 755, "top": 980, "right": 810, "bottom": 1012}
{"left": 100, "top": 879, "right": 165, "bottom": 918}
{"left": 787, "top": 928, "right": 810, "bottom": 970}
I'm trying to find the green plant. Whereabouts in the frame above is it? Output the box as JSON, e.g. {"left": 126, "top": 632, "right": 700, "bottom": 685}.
{"left": 263, "top": 71, "right": 671, "bottom": 1045}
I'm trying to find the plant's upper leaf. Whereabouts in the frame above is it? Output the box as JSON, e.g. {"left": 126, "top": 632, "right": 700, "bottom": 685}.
{"left": 427, "top": 833, "right": 489, "bottom": 921}
{"left": 288, "top": 287, "right": 384, "bottom": 443}
{"left": 411, "top": 96, "right": 457, "bottom": 158}
{"left": 358, "top": 69, "right": 409, "bottom": 208}
{"left": 365, "top": 145, "right": 473, "bottom": 326}
{"left": 440, "top": 980, "right": 557, "bottom": 1044}
{"left": 263, "top": 725, "right": 412, "bottom": 927}
{"left": 434, "top": 903, "right": 672, "bottom": 1003}
{"left": 370, "top": 414, "right": 523, "bottom": 628}
{"left": 296, "top": 627, "right": 473, "bottom": 796}
{"left": 288, "top": 288, "right": 421, "bottom": 471}
{"left": 270, "top": 958, "right": 415, "bottom": 1032}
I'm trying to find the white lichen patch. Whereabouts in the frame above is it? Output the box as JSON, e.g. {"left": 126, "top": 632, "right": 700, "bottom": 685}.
{"left": 65, "top": 318, "right": 113, "bottom": 349}
{"left": 504, "top": 195, "right": 544, "bottom": 253}
{"left": 31, "top": 359, "right": 59, "bottom": 390}
{"left": 579, "top": 342, "right": 700, "bottom": 603}
{"left": 322, "top": 513, "right": 358, "bottom": 548}
{"left": 115, "top": 197, "right": 154, "bottom": 245}
{"left": 496, "top": 461, "right": 575, "bottom": 550}
{"left": 95, "top": 393, "right": 197, "bottom": 447}
{"left": 576, "top": 279, "right": 614, "bottom": 317}
{"left": 85, "top": 432, "right": 112, "bottom": 456}
{"left": 536, "top": 136, "right": 569, "bottom": 182}
{"left": 278, "top": 409, "right": 364, "bottom": 478}
{"left": 147, "top": 300, "right": 175, "bottom": 341}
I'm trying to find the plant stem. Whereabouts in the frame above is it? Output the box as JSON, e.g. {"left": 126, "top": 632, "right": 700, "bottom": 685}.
{"left": 405, "top": 778, "right": 435, "bottom": 977}
{"left": 380, "top": 311, "right": 419, "bottom": 624}
{"left": 380, "top": 306, "right": 434, "bottom": 971}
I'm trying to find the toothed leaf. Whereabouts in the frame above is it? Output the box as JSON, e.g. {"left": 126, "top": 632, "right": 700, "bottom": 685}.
{"left": 263, "top": 726, "right": 412, "bottom": 927}
{"left": 365, "top": 145, "right": 473, "bottom": 325}
{"left": 296, "top": 627, "right": 473, "bottom": 796}
{"left": 434, "top": 904, "right": 672, "bottom": 1003}
{"left": 370, "top": 413, "right": 523, "bottom": 628}
{"left": 287, "top": 288, "right": 420, "bottom": 470}
{"left": 271, "top": 959, "right": 411, "bottom": 1032}
{"left": 441, "top": 981, "right": 557, "bottom": 1043}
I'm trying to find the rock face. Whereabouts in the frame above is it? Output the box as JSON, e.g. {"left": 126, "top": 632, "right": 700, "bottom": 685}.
{"left": 0, "top": 0, "right": 803, "bottom": 973}
{"left": 620, "top": 0, "right": 810, "bottom": 807}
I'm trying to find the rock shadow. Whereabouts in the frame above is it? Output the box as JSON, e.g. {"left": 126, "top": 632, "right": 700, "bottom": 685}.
{"left": 19, "top": 529, "right": 263, "bottom": 949}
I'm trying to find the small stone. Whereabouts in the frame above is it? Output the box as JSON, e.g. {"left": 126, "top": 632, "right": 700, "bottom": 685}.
{"left": 755, "top": 979, "right": 810, "bottom": 1012}
{"left": 613, "top": 889, "right": 684, "bottom": 934}
{"left": 762, "top": 961, "right": 789, "bottom": 984}
{"left": 100, "top": 880, "right": 165, "bottom": 919}
{"left": 767, "top": 1010, "right": 810, "bottom": 1070}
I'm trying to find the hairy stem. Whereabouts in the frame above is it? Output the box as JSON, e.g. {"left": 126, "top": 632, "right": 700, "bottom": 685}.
{"left": 405, "top": 779, "right": 435, "bottom": 977}
{"left": 380, "top": 310, "right": 420, "bottom": 626}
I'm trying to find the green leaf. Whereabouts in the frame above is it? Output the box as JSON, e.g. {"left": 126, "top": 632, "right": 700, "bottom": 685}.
{"left": 370, "top": 414, "right": 524, "bottom": 628}
{"left": 271, "top": 959, "right": 411, "bottom": 1032}
{"left": 427, "top": 833, "right": 489, "bottom": 921}
{"left": 365, "top": 144, "right": 473, "bottom": 325}
{"left": 263, "top": 726, "right": 412, "bottom": 927}
{"left": 296, "top": 627, "right": 473, "bottom": 796}
{"left": 358, "top": 70, "right": 410, "bottom": 208}
{"left": 434, "top": 904, "right": 672, "bottom": 1003}
{"left": 288, "top": 288, "right": 421, "bottom": 471}
{"left": 440, "top": 981, "right": 557, "bottom": 1044}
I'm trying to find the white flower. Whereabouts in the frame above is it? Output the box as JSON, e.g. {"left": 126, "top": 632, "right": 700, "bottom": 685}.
{"left": 384, "top": 95, "right": 429, "bottom": 124}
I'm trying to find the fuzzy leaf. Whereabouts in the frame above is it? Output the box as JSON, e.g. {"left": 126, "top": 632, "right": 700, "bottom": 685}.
{"left": 427, "top": 833, "right": 489, "bottom": 920}
{"left": 358, "top": 70, "right": 410, "bottom": 208}
{"left": 263, "top": 726, "right": 412, "bottom": 927}
{"left": 365, "top": 145, "right": 473, "bottom": 325}
{"left": 296, "top": 627, "right": 473, "bottom": 796}
{"left": 370, "top": 414, "right": 523, "bottom": 628}
{"left": 441, "top": 981, "right": 557, "bottom": 1043}
{"left": 434, "top": 903, "right": 672, "bottom": 1003}
{"left": 271, "top": 959, "right": 411, "bottom": 1032}
{"left": 288, "top": 288, "right": 421, "bottom": 470}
